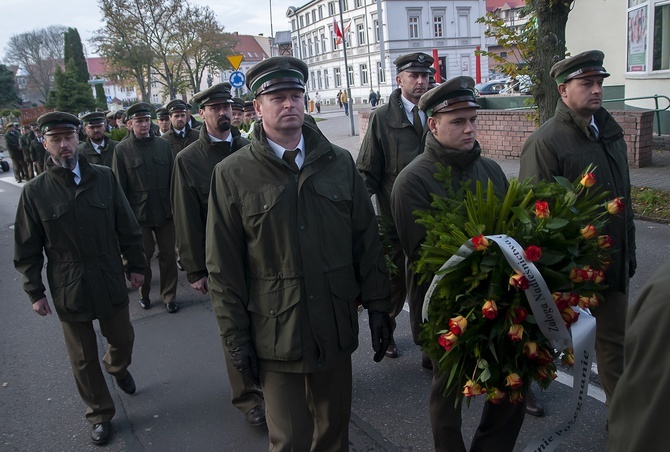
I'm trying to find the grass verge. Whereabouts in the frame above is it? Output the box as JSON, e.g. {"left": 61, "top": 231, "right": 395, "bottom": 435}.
{"left": 632, "top": 186, "right": 670, "bottom": 224}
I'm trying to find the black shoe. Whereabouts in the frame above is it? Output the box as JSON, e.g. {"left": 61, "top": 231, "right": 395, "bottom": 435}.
{"left": 385, "top": 338, "right": 398, "bottom": 358}
{"left": 525, "top": 388, "right": 545, "bottom": 417}
{"left": 139, "top": 298, "right": 151, "bottom": 309}
{"left": 166, "top": 301, "right": 179, "bottom": 313}
{"left": 245, "top": 405, "right": 266, "bottom": 427}
{"left": 176, "top": 258, "right": 184, "bottom": 271}
{"left": 116, "top": 372, "right": 136, "bottom": 395}
{"left": 421, "top": 351, "right": 433, "bottom": 370}
{"left": 91, "top": 422, "right": 111, "bottom": 446}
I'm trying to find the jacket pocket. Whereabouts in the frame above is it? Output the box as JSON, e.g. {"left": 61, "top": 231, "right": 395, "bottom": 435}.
{"left": 247, "top": 278, "right": 302, "bottom": 361}
{"left": 240, "top": 184, "right": 285, "bottom": 233}
{"left": 327, "top": 268, "right": 360, "bottom": 350}
{"left": 47, "top": 262, "right": 85, "bottom": 314}
{"left": 100, "top": 257, "right": 128, "bottom": 306}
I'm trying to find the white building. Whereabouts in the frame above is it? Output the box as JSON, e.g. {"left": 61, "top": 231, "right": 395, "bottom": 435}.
{"left": 286, "top": 0, "right": 488, "bottom": 105}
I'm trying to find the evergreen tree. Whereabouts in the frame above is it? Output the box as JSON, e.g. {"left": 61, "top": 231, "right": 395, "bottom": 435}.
{"left": 0, "top": 64, "right": 20, "bottom": 108}
{"left": 53, "top": 29, "right": 96, "bottom": 113}
{"left": 64, "top": 28, "right": 90, "bottom": 84}
{"left": 95, "top": 82, "right": 108, "bottom": 110}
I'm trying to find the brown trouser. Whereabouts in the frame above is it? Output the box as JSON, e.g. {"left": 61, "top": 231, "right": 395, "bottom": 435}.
{"left": 222, "top": 345, "right": 264, "bottom": 414}
{"left": 10, "top": 157, "right": 27, "bottom": 181}
{"left": 261, "top": 358, "right": 352, "bottom": 451}
{"left": 591, "top": 289, "right": 627, "bottom": 406}
{"left": 430, "top": 360, "right": 526, "bottom": 452}
{"left": 61, "top": 305, "right": 134, "bottom": 424}
{"left": 140, "top": 222, "right": 177, "bottom": 303}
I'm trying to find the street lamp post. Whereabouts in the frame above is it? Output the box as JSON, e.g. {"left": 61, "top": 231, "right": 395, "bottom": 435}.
{"left": 338, "top": 0, "right": 356, "bottom": 136}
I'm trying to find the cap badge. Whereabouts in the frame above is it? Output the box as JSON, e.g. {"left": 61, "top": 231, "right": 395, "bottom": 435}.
{"left": 460, "top": 78, "right": 469, "bottom": 89}
{"left": 417, "top": 55, "right": 425, "bottom": 63}
{"left": 278, "top": 60, "right": 291, "bottom": 71}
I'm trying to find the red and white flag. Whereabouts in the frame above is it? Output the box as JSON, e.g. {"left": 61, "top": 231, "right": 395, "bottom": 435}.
{"left": 333, "top": 17, "right": 343, "bottom": 45}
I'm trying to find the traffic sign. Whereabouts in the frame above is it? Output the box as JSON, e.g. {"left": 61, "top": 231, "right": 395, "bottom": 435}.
{"left": 229, "top": 71, "right": 246, "bottom": 89}
{"left": 227, "top": 54, "right": 244, "bottom": 70}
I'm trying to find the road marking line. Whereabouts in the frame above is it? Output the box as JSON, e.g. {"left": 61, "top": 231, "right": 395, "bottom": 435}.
{"left": 1, "top": 176, "right": 24, "bottom": 188}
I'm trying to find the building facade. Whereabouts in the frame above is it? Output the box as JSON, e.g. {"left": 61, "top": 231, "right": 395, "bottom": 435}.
{"left": 286, "top": 0, "right": 487, "bottom": 105}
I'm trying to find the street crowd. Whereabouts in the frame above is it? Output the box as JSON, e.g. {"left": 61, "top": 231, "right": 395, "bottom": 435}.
{"left": 6, "top": 51, "right": 665, "bottom": 452}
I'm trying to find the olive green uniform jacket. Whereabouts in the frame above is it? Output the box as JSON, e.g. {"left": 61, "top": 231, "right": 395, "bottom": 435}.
{"left": 206, "top": 120, "right": 391, "bottom": 373}
{"left": 4, "top": 130, "right": 22, "bottom": 159}
{"left": 519, "top": 100, "right": 636, "bottom": 292}
{"left": 607, "top": 260, "right": 670, "bottom": 452}
{"left": 171, "top": 125, "right": 250, "bottom": 284}
{"left": 14, "top": 156, "right": 146, "bottom": 322}
{"left": 356, "top": 88, "right": 424, "bottom": 238}
{"left": 161, "top": 126, "right": 199, "bottom": 158}
{"left": 77, "top": 137, "right": 118, "bottom": 168}
{"left": 19, "top": 132, "right": 35, "bottom": 162}
{"left": 113, "top": 132, "right": 174, "bottom": 228}
{"left": 391, "top": 134, "right": 509, "bottom": 340}
{"left": 29, "top": 137, "right": 47, "bottom": 168}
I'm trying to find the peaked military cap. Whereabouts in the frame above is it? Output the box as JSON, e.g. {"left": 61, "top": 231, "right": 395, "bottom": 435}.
{"left": 231, "top": 97, "right": 245, "bottom": 110}
{"left": 166, "top": 99, "right": 189, "bottom": 114}
{"left": 419, "top": 76, "right": 480, "bottom": 116}
{"left": 394, "top": 53, "right": 434, "bottom": 74}
{"left": 243, "top": 101, "right": 255, "bottom": 112}
{"left": 155, "top": 107, "right": 169, "bottom": 118}
{"left": 550, "top": 50, "right": 610, "bottom": 84}
{"left": 125, "top": 103, "right": 152, "bottom": 120}
{"left": 192, "top": 82, "right": 234, "bottom": 106}
{"left": 37, "top": 111, "right": 81, "bottom": 135}
{"left": 81, "top": 111, "right": 106, "bottom": 126}
{"left": 246, "top": 56, "right": 308, "bottom": 97}
{"left": 114, "top": 110, "right": 125, "bottom": 119}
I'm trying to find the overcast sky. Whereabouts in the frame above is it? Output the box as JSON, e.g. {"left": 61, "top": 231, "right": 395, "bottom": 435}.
{"left": 0, "top": 0, "right": 298, "bottom": 61}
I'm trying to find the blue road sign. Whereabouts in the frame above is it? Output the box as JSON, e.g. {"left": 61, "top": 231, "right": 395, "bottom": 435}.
{"left": 230, "top": 71, "right": 246, "bottom": 88}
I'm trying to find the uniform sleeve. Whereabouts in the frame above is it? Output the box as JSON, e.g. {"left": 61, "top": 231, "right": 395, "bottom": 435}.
{"left": 112, "top": 172, "right": 146, "bottom": 274}
{"left": 13, "top": 188, "right": 47, "bottom": 303}
{"left": 356, "top": 112, "right": 385, "bottom": 197}
{"left": 206, "top": 163, "right": 251, "bottom": 349}
{"left": 112, "top": 144, "right": 129, "bottom": 196}
{"left": 519, "top": 135, "right": 559, "bottom": 183}
{"left": 390, "top": 170, "right": 430, "bottom": 265}
{"left": 348, "top": 154, "right": 391, "bottom": 313}
{"left": 171, "top": 156, "right": 207, "bottom": 283}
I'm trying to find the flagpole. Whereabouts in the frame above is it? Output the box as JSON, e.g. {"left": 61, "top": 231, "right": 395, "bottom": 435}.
{"left": 338, "top": 0, "right": 356, "bottom": 136}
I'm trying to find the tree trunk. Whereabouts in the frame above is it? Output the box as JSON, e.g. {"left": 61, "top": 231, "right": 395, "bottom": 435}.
{"left": 528, "top": 0, "right": 573, "bottom": 125}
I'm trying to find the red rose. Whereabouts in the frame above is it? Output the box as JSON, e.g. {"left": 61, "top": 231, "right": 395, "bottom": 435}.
{"left": 581, "top": 224, "right": 597, "bottom": 240}
{"left": 507, "top": 324, "right": 524, "bottom": 342}
{"left": 482, "top": 300, "right": 498, "bottom": 320}
{"left": 533, "top": 200, "right": 550, "bottom": 219}
{"left": 487, "top": 387, "right": 506, "bottom": 404}
{"left": 524, "top": 245, "right": 542, "bottom": 262}
{"left": 597, "top": 235, "right": 613, "bottom": 249}
{"left": 523, "top": 341, "right": 539, "bottom": 360}
{"left": 505, "top": 373, "right": 523, "bottom": 389}
{"left": 509, "top": 390, "right": 524, "bottom": 404}
{"left": 580, "top": 172, "right": 597, "bottom": 188}
{"left": 472, "top": 234, "right": 489, "bottom": 251}
{"left": 438, "top": 332, "right": 458, "bottom": 352}
{"left": 448, "top": 315, "right": 468, "bottom": 336}
{"left": 511, "top": 307, "right": 528, "bottom": 324}
{"left": 509, "top": 273, "right": 529, "bottom": 290}
{"left": 462, "top": 380, "right": 485, "bottom": 397}
{"left": 537, "top": 349, "right": 554, "bottom": 365}
{"left": 561, "top": 307, "right": 580, "bottom": 326}
{"left": 607, "top": 198, "right": 625, "bottom": 214}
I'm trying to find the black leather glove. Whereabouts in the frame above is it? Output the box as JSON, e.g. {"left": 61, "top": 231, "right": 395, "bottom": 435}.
{"left": 228, "top": 342, "right": 260, "bottom": 386}
{"left": 368, "top": 310, "right": 392, "bottom": 362}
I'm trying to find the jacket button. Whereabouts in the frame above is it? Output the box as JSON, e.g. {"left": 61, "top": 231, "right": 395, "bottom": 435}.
{"left": 269, "top": 309, "right": 276, "bottom": 316}
{"left": 309, "top": 295, "right": 314, "bottom": 300}
{"left": 264, "top": 204, "right": 268, "bottom": 210}
{"left": 299, "top": 225, "right": 305, "bottom": 231}
{"left": 333, "top": 195, "right": 338, "bottom": 200}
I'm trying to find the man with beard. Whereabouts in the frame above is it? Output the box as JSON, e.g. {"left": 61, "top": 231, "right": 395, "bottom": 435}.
{"left": 14, "top": 111, "right": 146, "bottom": 446}
{"left": 356, "top": 52, "right": 432, "bottom": 363}
{"left": 391, "top": 77, "right": 523, "bottom": 452}
{"left": 206, "top": 56, "right": 392, "bottom": 450}
{"left": 77, "top": 112, "right": 117, "bottom": 168}
{"left": 230, "top": 97, "right": 245, "bottom": 130}
{"left": 113, "top": 102, "right": 179, "bottom": 314}
{"left": 156, "top": 107, "right": 171, "bottom": 136}
{"left": 162, "top": 100, "right": 199, "bottom": 157}
{"left": 519, "top": 50, "right": 636, "bottom": 421}
{"left": 170, "top": 83, "right": 265, "bottom": 427}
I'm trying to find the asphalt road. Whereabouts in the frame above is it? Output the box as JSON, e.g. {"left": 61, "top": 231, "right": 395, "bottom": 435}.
{"left": 1, "top": 115, "right": 668, "bottom": 450}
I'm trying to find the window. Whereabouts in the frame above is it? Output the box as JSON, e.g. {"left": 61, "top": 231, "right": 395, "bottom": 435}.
{"left": 374, "top": 19, "right": 379, "bottom": 42}
{"left": 305, "top": 13, "right": 310, "bottom": 26}
{"left": 292, "top": 19, "right": 296, "bottom": 31}
{"left": 355, "top": 0, "right": 363, "bottom": 7}
{"left": 409, "top": 14, "right": 420, "bottom": 39}
{"left": 317, "top": 70, "right": 323, "bottom": 89}
{"left": 324, "top": 69, "right": 330, "bottom": 88}
{"left": 302, "top": 40, "right": 307, "bottom": 59}
{"left": 357, "top": 23, "right": 366, "bottom": 46}
{"left": 331, "top": 29, "right": 338, "bottom": 49}
{"left": 312, "top": 10, "right": 316, "bottom": 23}
{"left": 328, "top": 1, "right": 336, "bottom": 16}
{"left": 377, "top": 61, "right": 386, "bottom": 83}
{"left": 308, "top": 38, "right": 313, "bottom": 56}
{"left": 300, "top": 15, "right": 304, "bottom": 27}
{"left": 321, "top": 33, "right": 327, "bottom": 53}
{"left": 433, "top": 12, "right": 444, "bottom": 38}
{"left": 152, "top": 94, "right": 159, "bottom": 103}
{"left": 311, "top": 71, "right": 316, "bottom": 89}
{"left": 292, "top": 39, "right": 299, "bottom": 57}
{"left": 360, "top": 64, "right": 369, "bottom": 85}
{"left": 314, "top": 35, "right": 319, "bottom": 55}
{"left": 653, "top": 3, "right": 670, "bottom": 70}
{"left": 500, "top": 51, "right": 508, "bottom": 58}
{"left": 319, "top": 5, "right": 324, "bottom": 19}
{"left": 335, "top": 67, "right": 342, "bottom": 87}
{"left": 342, "top": 0, "right": 349, "bottom": 12}
{"left": 347, "top": 65, "right": 354, "bottom": 85}
{"left": 458, "top": 8, "right": 471, "bottom": 37}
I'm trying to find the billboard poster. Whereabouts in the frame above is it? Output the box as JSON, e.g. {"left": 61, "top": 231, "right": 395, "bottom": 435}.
{"left": 628, "top": 6, "right": 647, "bottom": 71}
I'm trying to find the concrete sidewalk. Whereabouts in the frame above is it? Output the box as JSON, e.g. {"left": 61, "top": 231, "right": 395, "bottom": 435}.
{"left": 311, "top": 104, "right": 670, "bottom": 191}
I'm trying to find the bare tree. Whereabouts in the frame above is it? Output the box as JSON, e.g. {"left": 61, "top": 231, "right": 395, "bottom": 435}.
{"left": 4, "top": 26, "right": 66, "bottom": 104}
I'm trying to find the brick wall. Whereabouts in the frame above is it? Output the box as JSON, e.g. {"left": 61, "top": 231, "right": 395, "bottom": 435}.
{"left": 358, "top": 108, "right": 654, "bottom": 168}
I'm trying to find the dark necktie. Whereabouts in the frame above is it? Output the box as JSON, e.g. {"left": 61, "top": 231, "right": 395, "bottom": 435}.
{"left": 65, "top": 170, "right": 77, "bottom": 187}
{"left": 178, "top": 131, "right": 184, "bottom": 139}
{"left": 412, "top": 105, "right": 423, "bottom": 136}
{"left": 283, "top": 149, "right": 300, "bottom": 172}
{"left": 588, "top": 124, "right": 599, "bottom": 140}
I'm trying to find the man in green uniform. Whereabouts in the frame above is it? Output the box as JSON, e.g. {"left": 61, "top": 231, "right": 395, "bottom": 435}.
{"left": 78, "top": 112, "right": 117, "bottom": 168}
{"left": 206, "top": 56, "right": 392, "bottom": 450}
{"left": 4, "top": 123, "right": 27, "bottom": 182}
{"left": 230, "top": 97, "right": 245, "bottom": 130}
{"left": 356, "top": 52, "right": 433, "bottom": 361}
{"left": 29, "top": 127, "right": 46, "bottom": 175}
{"left": 170, "top": 83, "right": 265, "bottom": 426}
{"left": 391, "top": 77, "right": 524, "bottom": 452}
{"left": 113, "top": 102, "right": 180, "bottom": 313}
{"left": 14, "top": 112, "right": 146, "bottom": 446}
{"left": 162, "top": 99, "right": 199, "bottom": 157}
{"left": 519, "top": 50, "right": 636, "bottom": 417}
{"left": 156, "top": 107, "right": 171, "bottom": 136}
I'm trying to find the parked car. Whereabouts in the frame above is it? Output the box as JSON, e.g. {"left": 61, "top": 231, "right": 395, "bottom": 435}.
{"left": 474, "top": 78, "right": 509, "bottom": 96}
